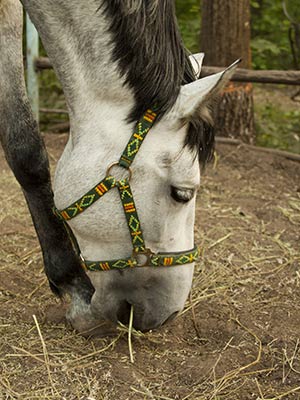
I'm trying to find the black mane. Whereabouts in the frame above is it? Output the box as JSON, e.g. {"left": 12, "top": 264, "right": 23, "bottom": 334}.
{"left": 101, "top": 0, "right": 214, "bottom": 165}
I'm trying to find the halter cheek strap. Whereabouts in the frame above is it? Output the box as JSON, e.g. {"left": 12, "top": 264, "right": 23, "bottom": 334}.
{"left": 54, "top": 109, "right": 199, "bottom": 271}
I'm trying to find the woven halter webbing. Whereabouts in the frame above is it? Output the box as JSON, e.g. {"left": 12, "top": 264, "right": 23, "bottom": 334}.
{"left": 54, "top": 109, "right": 199, "bottom": 271}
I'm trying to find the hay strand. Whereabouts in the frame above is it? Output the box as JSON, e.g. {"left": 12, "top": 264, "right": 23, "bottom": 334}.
{"left": 128, "top": 305, "right": 134, "bottom": 364}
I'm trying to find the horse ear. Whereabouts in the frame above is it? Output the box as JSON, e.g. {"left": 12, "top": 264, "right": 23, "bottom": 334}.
{"left": 174, "top": 59, "right": 241, "bottom": 120}
{"left": 189, "top": 53, "right": 205, "bottom": 78}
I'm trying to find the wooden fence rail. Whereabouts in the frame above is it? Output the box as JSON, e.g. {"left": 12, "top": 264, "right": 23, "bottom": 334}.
{"left": 35, "top": 57, "right": 300, "bottom": 86}
{"left": 200, "top": 66, "right": 300, "bottom": 86}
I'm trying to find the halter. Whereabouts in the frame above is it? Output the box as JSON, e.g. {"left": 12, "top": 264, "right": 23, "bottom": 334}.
{"left": 53, "top": 109, "right": 199, "bottom": 271}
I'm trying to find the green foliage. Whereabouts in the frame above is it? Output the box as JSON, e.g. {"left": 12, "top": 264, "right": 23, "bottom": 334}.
{"left": 283, "top": 0, "right": 300, "bottom": 22}
{"left": 175, "top": 0, "right": 201, "bottom": 53}
{"left": 250, "top": 0, "right": 295, "bottom": 70}
{"left": 175, "top": 0, "right": 298, "bottom": 70}
{"left": 255, "top": 98, "right": 300, "bottom": 154}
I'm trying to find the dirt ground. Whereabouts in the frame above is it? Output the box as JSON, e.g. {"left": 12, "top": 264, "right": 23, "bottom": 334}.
{"left": 0, "top": 133, "right": 300, "bottom": 400}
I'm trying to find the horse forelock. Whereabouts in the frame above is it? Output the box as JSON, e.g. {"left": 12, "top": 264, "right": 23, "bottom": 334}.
{"left": 100, "top": 0, "right": 214, "bottom": 166}
{"left": 101, "top": 1, "right": 194, "bottom": 117}
{"left": 184, "top": 118, "right": 215, "bottom": 167}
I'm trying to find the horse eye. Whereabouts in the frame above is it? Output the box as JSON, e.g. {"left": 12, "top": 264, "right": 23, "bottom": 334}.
{"left": 170, "top": 186, "right": 195, "bottom": 203}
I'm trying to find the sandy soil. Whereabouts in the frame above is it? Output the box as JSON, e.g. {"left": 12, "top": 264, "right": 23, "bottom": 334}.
{"left": 0, "top": 133, "right": 300, "bottom": 400}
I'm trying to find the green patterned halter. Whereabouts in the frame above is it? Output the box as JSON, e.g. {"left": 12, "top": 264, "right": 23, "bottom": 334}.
{"left": 54, "top": 109, "right": 199, "bottom": 271}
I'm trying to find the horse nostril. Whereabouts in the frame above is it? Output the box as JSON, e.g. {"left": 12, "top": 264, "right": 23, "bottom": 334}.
{"left": 116, "top": 301, "right": 132, "bottom": 325}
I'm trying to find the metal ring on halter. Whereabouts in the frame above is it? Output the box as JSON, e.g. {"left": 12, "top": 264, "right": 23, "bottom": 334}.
{"left": 132, "top": 248, "right": 154, "bottom": 267}
{"left": 106, "top": 162, "right": 133, "bottom": 181}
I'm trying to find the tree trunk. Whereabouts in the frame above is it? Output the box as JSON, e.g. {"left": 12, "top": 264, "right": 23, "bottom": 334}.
{"left": 200, "top": 0, "right": 255, "bottom": 143}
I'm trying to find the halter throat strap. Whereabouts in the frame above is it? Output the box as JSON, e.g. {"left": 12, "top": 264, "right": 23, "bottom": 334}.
{"left": 54, "top": 109, "right": 199, "bottom": 271}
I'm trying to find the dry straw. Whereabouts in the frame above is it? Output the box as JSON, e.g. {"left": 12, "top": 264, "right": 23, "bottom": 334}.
{"left": 1, "top": 137, "right": 300, "bottom": 399}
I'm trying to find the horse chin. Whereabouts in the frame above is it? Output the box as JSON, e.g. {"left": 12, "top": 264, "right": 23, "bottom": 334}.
{"left": 66, "top": 265, "right": 193, "bottom": 336}
{"left": 66, "top": 299, "right": 181, "bottom": 337}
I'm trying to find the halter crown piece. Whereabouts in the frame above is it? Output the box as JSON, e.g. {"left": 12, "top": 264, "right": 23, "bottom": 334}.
{"left": 54, "top": 109, "right": 199, "bottom": 271}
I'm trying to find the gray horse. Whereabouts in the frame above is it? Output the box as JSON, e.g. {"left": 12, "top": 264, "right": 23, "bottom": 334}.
{"left": 0, "top": 0, "right": 237, "bottom": 334}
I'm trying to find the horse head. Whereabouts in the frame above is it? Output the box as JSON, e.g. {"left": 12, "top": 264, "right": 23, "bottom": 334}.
{"left": 54, "top": 55, "right": 238, "bottom": 334}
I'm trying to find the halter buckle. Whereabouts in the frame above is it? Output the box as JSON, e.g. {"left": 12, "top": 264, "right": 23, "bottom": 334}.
{"left": 132, "top": 248, "right": 154, "bottom": 267}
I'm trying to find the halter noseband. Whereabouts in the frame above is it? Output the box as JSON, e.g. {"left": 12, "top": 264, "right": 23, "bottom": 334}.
{"left": 53, "top": 109, "right": 199, "bottom": 271}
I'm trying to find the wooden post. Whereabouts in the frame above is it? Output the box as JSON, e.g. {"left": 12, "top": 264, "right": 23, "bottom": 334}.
{"left": 201, "top": 0, "right": 255, "bottom": 143}
{"left": 26, "top": 13, "right": 39, "bottom": 124}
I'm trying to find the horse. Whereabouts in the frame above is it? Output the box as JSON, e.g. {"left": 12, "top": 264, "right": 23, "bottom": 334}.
{"left": 0, "top": 0, "right": 237, "bottom": 334}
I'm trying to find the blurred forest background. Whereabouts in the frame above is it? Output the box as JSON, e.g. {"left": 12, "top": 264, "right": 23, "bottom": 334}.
{"left": 177, "top": 0, "right": 300, "bottom": 153}
{"left": 38, "top": 0, "right": 300, "bottom": 153}
{"left": 176, "top": 0, "right": 299, "bottom": 70}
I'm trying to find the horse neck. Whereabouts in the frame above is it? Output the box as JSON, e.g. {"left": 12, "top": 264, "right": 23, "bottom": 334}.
{"left": 24, "top": 1, "right": 132, "bottom": 117}
{"left": 68, "top": 99, "right": 135, "bottom": 154}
